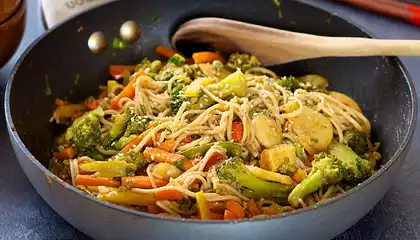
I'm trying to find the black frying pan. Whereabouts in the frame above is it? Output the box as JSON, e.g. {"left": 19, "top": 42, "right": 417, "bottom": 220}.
{"left": 4, "top": 0, "right": 417, "bottom": 239}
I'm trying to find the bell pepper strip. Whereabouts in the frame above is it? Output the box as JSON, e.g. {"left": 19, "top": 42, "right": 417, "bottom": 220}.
{"left": 196, "top": 190, "right": 211, "bottom": 220}
{"left": 203, "top": 152, "right": 225, "bottom": 171}
{"left": 98, "top": 191, "right": 156, "bottom": 206}
{"left": 121, "top": 176, "right": 169, "bottom": 189}
{"left": 231, "top": 121, "right": 244, "bottom": 142}
{"left": 85, "top": 100, "right": 101, "bottom": 110}
{"left": 109, "top": 65, "right": 136, "bottom": 80}
{"left": 155, "top": 45, "right": 177, "bottom": 59}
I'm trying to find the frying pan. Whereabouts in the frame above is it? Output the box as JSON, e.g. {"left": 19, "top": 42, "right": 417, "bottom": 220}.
{"left": 4, "top": 0, "right": 417, "bottom": 239}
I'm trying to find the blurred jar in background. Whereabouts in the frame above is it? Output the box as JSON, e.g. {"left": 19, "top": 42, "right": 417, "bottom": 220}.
{"left": 0, "top": 0, "right": 26, "bottom": 68}
{"left": 41, "top": 0, "right": 110, "bottom": 28}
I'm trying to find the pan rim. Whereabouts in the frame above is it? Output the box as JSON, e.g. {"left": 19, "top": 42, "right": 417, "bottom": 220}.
{"left": 4, "top": 0, "right": 418, "bottom": 225}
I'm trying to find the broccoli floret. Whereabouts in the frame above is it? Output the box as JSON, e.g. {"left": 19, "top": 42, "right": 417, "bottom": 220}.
{"left": 136, "top": 58, "right": 162, "bottom": 74}
{"left": 168, "top": 54, "right": 185, "bottom": 66}
{"left": 156, "top": 63, "right": 203, "bottom": 82}
{"left": 123, "top": 109, "right": 150, "bottom": 137}
{"left": 116, "top": 151, "right": 149, "bottom": 172}
{"left": 217, "top": 157, "right": 295, "bottom": 202}
{"left": 277, "top": 76, "right": 303, "bottom": 92}
{"left": 65, "top": 107, "right": 104, "bottom": 155}
{"left": 343, "top": 130, "right": 369, "bottom": 155}
{"left": 170, "top": 83, "right": 186, "bottom": 113}
{"left": 226, "top": 53, "right": 261, "bottom": 72}
{"left": 288, "top": 141, "right": 372, "bottom": 207}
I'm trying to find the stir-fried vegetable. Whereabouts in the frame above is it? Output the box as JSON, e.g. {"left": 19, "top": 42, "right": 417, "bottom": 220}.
{"left": 259, "top": 144, "right": 297, "bottom": 175}
{"left": 79, "top": 160, "right": 137, "bottom": 178}
{"left": 49, "top": 52, "right": 379, "bottom": 220}
{"left": 253, "top": 115, "right": 282, "bottom": 148}
{"left": 289, "top": 106, "right": 333, "bottom": 155}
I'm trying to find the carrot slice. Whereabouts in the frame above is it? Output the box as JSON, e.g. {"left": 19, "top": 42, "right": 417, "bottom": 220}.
{"left": 156, "top": 139, "right": 176, "bottom": 152}
{"left": 110, "top": 78, "right": 137, "bottom": 110}
{"left": 143, "top": 147, "right": 192, "bottom": 171}
{"left": 155, "top": 45, "right": 177, "bottom": 59}
{"left": 75, "top": 175, "right": 121, "bottom": 188}
{"left": 247, "top": 199, "right": 261, "bottom": 217}
{"left": 226, "top": 200, "right": 245, "bottom": 219}
{"left": 155, "top": 189, "right": 184, "bottom": 201}
{"left": 192, "top": 52, "right": 224, "bottom": 64}
{"left": 121, "top": 176, "right": 168, "bottom": 189}
{"left": 53, "top": 147, "right": 75, "bottom": 160}
{"left": 291, "top": 168, "right": 308, "bottom": 183}
{"left": 231, "top": 121, "right": 244, "bottom": 142}
{"left": 120, "top": 129, "right": 153, "bottom": 154}
{"left": 223, "top": 209, "right": 237, "bottom": 220}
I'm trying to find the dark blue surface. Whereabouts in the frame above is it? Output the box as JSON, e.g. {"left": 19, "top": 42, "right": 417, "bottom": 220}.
{"left": 1, "top": 0, "right": 420, "bottom": 239}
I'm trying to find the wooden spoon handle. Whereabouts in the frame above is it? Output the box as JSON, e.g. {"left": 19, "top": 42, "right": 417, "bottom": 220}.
{"left": 307, "top": 37, "right": 420, "bottom": 57}
{"left": 173, "top": 18, "right": 420, "bottom": 65}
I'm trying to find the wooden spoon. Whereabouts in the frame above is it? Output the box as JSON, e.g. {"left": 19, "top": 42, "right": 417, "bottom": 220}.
{"left": 172, "top": 17, "right": 420, "bottom": 65}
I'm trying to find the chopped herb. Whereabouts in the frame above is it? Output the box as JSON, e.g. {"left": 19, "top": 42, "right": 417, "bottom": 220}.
{"left": 139, "top": 103, "right": 146, "bottom": 113}
{"left": 69, "top": 89, "right": 74, "bottom": 95}
{"left": 293, "top": 143, "right": 305, "bottom": 154}
{"left": 112, "top": 53, "right": 117, "bottom": 57}
{"left": 272, "top": 0, "right": 282, "bottom": 18}
{"left": 74, "top": 73, "right": 80, "bottom": 85}
{"left": 151, "top": 13, "right": 159, "bottom": 22}
{"left": 112, "top": 38, "right": 127, "bottom": 50}
{"left": 45, "top": 75, "right": 52, "bottom": 96}
{"left": 309, "top": 137, "right": 319, "bottom": 144}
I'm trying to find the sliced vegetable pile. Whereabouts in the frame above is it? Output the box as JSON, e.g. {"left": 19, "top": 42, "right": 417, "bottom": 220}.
{"left": 49, "top": 48, "right": 381, "bottom": 220}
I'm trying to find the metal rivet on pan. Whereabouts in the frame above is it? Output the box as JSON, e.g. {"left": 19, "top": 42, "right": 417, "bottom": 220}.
{"left": 88, "top": 31, "right": 107, "bottom": 54}
{"left": 120, "top": 20, "right": 141, "bottom": 44}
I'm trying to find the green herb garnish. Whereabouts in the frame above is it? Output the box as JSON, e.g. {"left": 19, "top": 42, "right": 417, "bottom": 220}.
{"left": 74, "top": 73, "right": 80, "bottom": 85}
{"left": 309, "top": 137, "right": 319, "bottom": 144}
{"left": 151, "top": 13, "right": 159, "bottom": 22}
{"left": 45, "top": 75, "right": 51, "bottom": 96}
{"left": 272, "top": 0, "right": 282, "bottom": 18}
{"left": 112, "top": 38, "right": 127, "bottom": 50}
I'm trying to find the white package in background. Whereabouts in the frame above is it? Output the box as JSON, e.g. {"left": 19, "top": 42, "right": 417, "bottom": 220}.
{"left": 41, "top": 0, "right": 113, "bottom": 28}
